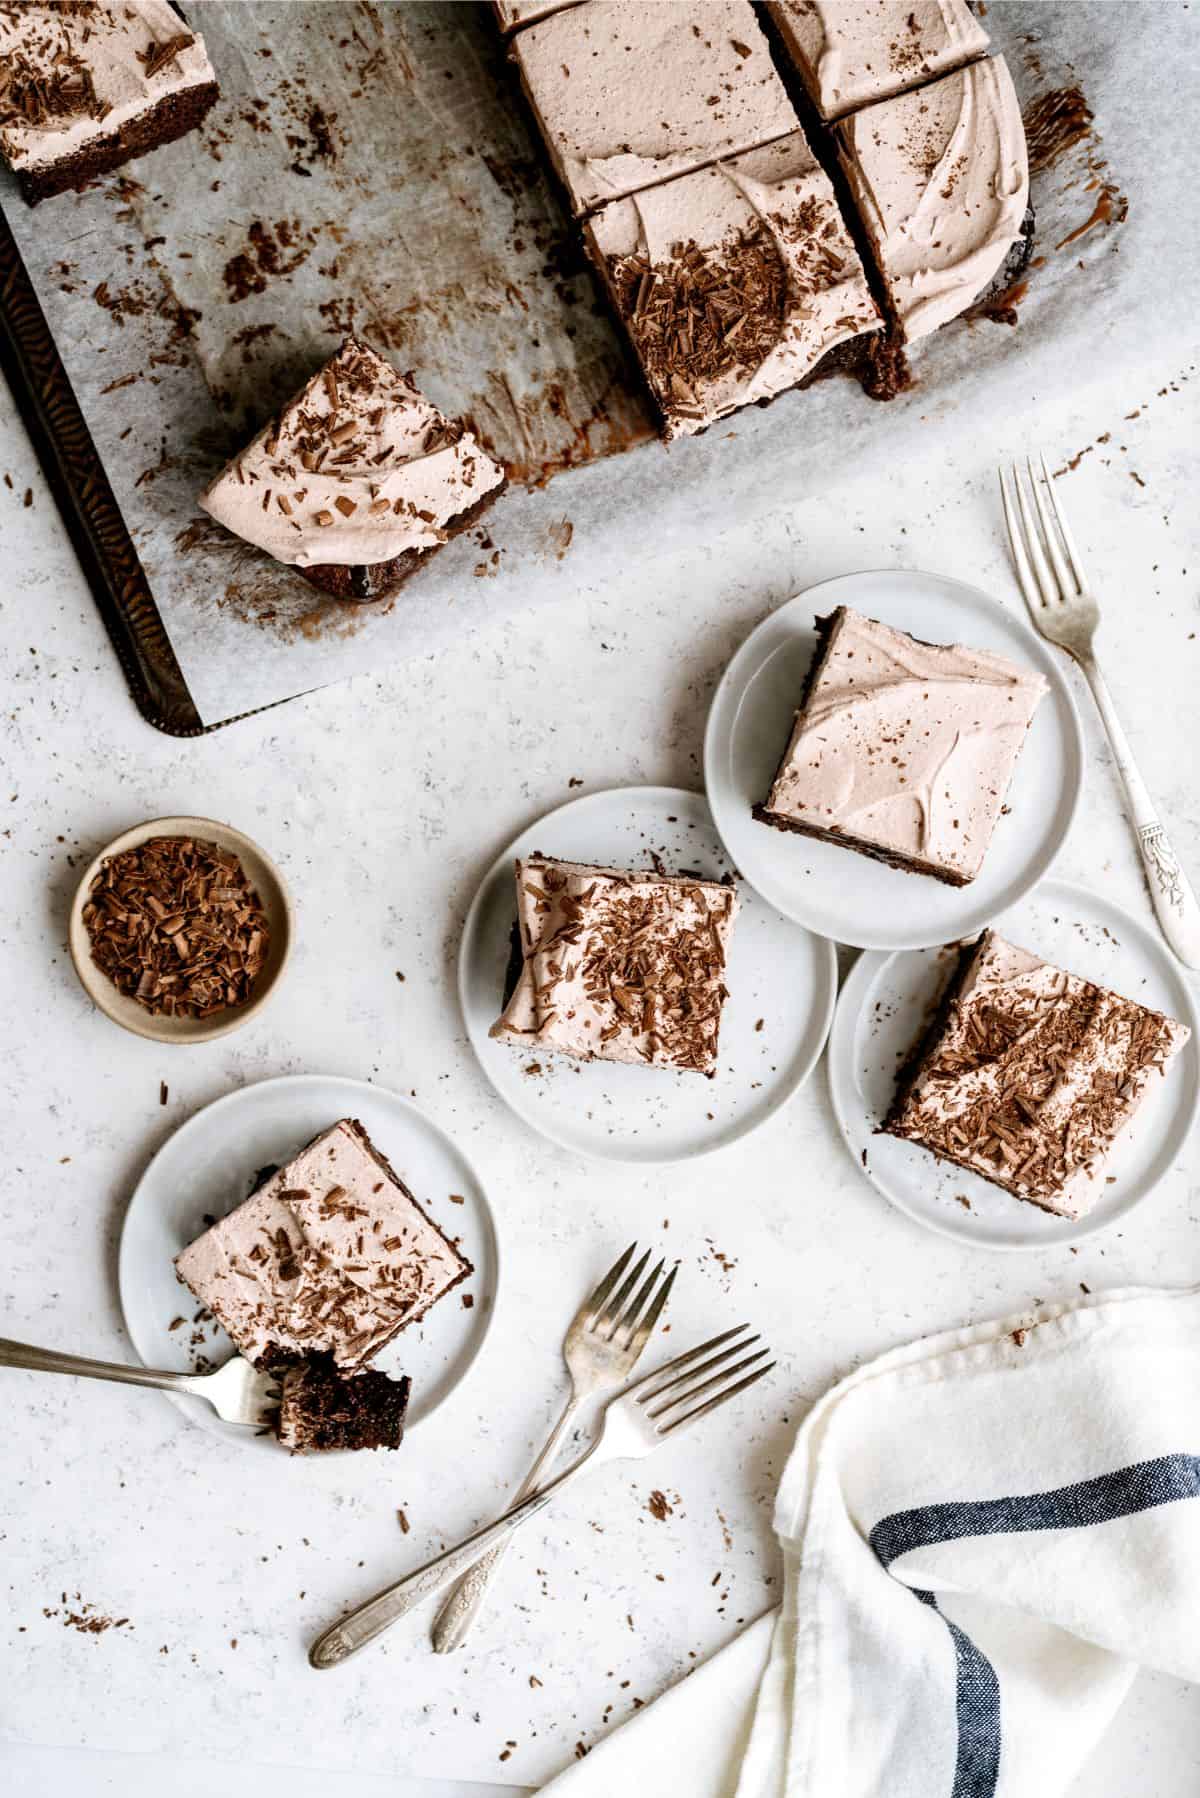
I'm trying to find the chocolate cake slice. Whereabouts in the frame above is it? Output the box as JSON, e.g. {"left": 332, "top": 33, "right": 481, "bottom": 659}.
{"left": 0, "top": 2, "right": 219, "bottom": 206}
{"left": 199, "top": 338, "right": 507, "bottom": 604}
{"left": 754, "top": 606, "right": 1047, "bottom": 885}
{"left": 174, "top": 1118, "right": 472, "bottom": 1372}
{"left": 583, "top": 129, "right": 881, "bottom": 439}
{"left": 275, "top": 1355, "right": 410, "bottom": 1454}
{"left": 883, "top": 930, "right": 1191, "bottom": 1219}
{"left": 491, "top": 853, "right": 739, "bottom": 1075}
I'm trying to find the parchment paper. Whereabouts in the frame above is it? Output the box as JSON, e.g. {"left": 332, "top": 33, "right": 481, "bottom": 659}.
{"left": 0, "top": 2, "right": 1193, "bottom": 725}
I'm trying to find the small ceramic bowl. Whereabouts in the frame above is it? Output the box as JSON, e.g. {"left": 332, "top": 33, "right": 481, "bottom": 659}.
{"left": 68, "top": 815, "right": 293, "bottom": 1044}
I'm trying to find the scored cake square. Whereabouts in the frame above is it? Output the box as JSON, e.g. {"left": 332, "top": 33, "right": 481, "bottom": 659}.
{"left": 583, "top": 130, "right": 880, "bottom": 439}
{"left": 884, "top": 930, "right": 1191, "bottom": 1219}
{"left": 490, "top": 854, "right": 739, "bottom": 1075}
{"left": 510, "top": 0, "right": 798, "bottom": 216}
{"left": 174, "top": 1119, "right": 472, "bottom": 1372}
{"left": 754, "top": 606, "right": 1047, "bottom": 885}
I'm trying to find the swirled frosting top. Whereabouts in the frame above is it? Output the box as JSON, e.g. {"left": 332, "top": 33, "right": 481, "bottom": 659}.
{"left": 888, "top": 930, "right": 1191, "bottom": 1218}
{"left": 512, "top": 0, "right": 798, "bottom": 215}
{"left": 0, "top": 1, "right": 215, "bottom": 171}
{"left": 199, "top": 338, "right": 505, "bottom": 570}
{"left": 836, "top": 56, "right": 1028, "bottom": 339}
{"left": 585, "top": 131, "right": 880, "bottom": 438}
{"left": 762, "top": 606, "right": 1047, "bottom": 881}
{"left": 765, "top": 0, "right": 989, "bottom": 120}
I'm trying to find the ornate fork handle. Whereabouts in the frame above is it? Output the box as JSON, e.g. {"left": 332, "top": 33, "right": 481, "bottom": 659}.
{"left": 1079, "top": 656, "right": 1200, "bottom": 969}
{"left": 0, "top": 1337, "right": 196, "bottom": 1393}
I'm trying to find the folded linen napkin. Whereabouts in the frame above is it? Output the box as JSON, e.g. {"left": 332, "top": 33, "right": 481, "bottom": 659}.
{"left": 541, "top": 1285, "right": 1200, "bottom": 1798}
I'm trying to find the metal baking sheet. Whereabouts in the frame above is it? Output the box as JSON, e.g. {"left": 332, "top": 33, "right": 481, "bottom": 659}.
{"left": 0, "top": 0, "right": 1187, "bottom": 734}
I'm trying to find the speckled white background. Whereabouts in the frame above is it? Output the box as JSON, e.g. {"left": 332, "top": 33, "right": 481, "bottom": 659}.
{"left": 3, "top": 16, "right": 1200, "bottom": 1794}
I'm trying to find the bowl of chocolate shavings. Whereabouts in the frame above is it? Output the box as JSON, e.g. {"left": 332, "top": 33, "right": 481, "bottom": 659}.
{"left": 68, "top": 817, "right": 292, "bottom": 1043}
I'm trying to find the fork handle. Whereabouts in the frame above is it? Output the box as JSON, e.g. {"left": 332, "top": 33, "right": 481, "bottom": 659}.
{"left": 0, "top": 1336, "right": 196, "bottom": 1393}
{"left": 431, "top": 1392, "right": 584, "bottom": 1653}
{"left": 1079, "top": 656, "right": 1200, "bottom": 969}
{"left": 309, "top": 1435, "right": 606, "bottom": 1671}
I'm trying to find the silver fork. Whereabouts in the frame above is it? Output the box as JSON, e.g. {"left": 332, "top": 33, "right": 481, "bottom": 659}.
{"left": 432, "top": 1241, "right": 675, "bottom": 1652}
{"left": 310, "top": 1322, "right": 773, "bottom": 1670}
{"left": 0, "top": 1337, "right": 279, "bottom": 1429}
{"left": 1000, "top": 455, "right": 1200, "bottom": 969}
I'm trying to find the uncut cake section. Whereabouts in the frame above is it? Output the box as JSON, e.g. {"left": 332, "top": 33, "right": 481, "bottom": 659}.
{"left": 0, "top": 0, "right": 219, "bottom": 206}
{"left": 491, "top": 854, "right": 739, "bottom": 1075}
{"left": 754, "top": 607, "right": 1047, "bottom": 886}
{"left": 883, "top": 930, "right": 1191, "bottom": 1220}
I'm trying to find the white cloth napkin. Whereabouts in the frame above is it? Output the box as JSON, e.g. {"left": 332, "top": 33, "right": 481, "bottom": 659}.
{"left": 540, "top": 1285, "right": 1200, "bottom": 1798}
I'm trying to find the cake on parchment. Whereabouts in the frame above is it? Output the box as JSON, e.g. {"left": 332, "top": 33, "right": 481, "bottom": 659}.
{"left": 754, "top": 607, "right": 1047, "bottom": 885}
{"left": 764, "top": 0, "right": 989, "bottom": 120}
{"left": 510, "top": 0, "right": 798, "bottom": 217}
{"left": 174, "top": 1118, "right": 472, "bottom": 1373}
{"left": 0, "top": 1, "right": 219, "bottom": 205}
{"left": 583, "top": 129, "right": 881, "bottom": 439}
{"left": 883, "top": 930, "right": 1191, "bottom": 1220}
{"left": 199, "top": 338, "right": 507, "bottom": 603}
{"left": 491, "top": 854, "right": 739, "bottom": 1075}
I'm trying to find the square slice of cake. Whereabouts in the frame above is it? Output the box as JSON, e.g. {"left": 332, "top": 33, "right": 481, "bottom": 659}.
{"left": 754, "top": 606, "right": 1047, "bottom": 885}
{"left": 883, "top": 930, "right": 1191, "bottom": 1219}
{"left": 199, "top": 337, "right": 507, "bottom": 603}
{"left": 764, "top": 0, "right": 989, "bottom": 120}
{"left": 584, "top": 130, "right": 880, "bottom": 439}
{"left": 835, "top": 57, "right": 1029, "bottom": 340}
{"left": 275, "top": 1357, "right": 411, "bottom": 1454}
{"left": 511, "top": 0, "right": 798, "bottom": 216}
{"left": 0, "top": 1, "right": 219, "bottom": 206}
{"left": 490, "top": 855, "right": 739, "bottom": 1075}
{"left": 175, "top": 1119, "right": 472, "bottom": 1371}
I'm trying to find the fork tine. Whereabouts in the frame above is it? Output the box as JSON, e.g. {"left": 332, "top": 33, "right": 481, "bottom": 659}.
{"left": 645, "top": 1346, "right": 771, "bottom": 1420}
{"left": 1026, "top": 454, "right": 1075, "bottom": 598}
{"left": 657, "top": 1359, "right": 776, "bottom": 1436}
{"left": 635, "top": 1327, "right": 757, "bottom": 1404}
{"left": 628, "top": 1323, "right": 752, "bottom": 1401}
{"left": 610, "top": 1258, "right": 665, "bottom": 1344}
{"left": 1038, "top": 450, "right": 1091, "bottom": 593}
{"left": 1010, "top": 461, "right": 1059, "bottom": 606}
{"left": 624, "top": 1263, "right": 677, "bottom": 1357}
{"left": 583, "top": 1243, "right": 637, "bottom": 1325}
{"left": 998, "top": 467, "right": 1043, "bottom": 618}
{"left": 595, "top": 1248, "right": 652, "bottom": 1334}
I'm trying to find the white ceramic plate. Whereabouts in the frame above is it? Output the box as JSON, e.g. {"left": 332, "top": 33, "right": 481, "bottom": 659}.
{"left": 459, "top": 786, "right": 837, "bottom": 1163}
{"left": 704, "top": 569, "right": 1084, "bottom": 951}
{"left": 118, "top": 1075, "right": 498, "bottom": 1446}
{"left": 828, "top": 880, "right": 1200, "bottom": 1250}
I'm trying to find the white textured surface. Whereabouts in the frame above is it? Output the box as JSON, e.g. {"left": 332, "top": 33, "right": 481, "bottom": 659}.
{"left": 2, "top": 30, "right": 1200, "bottom": 1798}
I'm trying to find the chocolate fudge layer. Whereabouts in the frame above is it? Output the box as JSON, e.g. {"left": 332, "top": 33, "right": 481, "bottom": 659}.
{"left": 491, "top": 854, "right": 739, "bottom": 1075}
{"left": 765, "top": 0, "right": 989, "bottom": 120}
{"left": 584, "top": 129, "right": 880, "bottom": 439}
{"left": 884, "top": 930, "right": 1191, "bottom": 1220}
{"left": 511, "top": 0, "right": 798, "bottom": 216}
{"left": 199, "top": 338, "right": 506, "bottom": 604}
{"left": 175, "top": 1119, "right": 472, "bottom": 1371}
{"left": 276, "top": 1355, "right": 411, "bottom": 1454}
{"left": 835, "top": 56, "right": 1028, "bottom": 340}
{"left": 0, "top": 1, "right": 219, "bottom": 205}
{"left": 755, "top": 607, "right": 1047, "bottom": 885}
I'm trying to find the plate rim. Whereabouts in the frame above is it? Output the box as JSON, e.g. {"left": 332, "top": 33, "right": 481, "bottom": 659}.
{"left": 457, "top": 782, "right": 838, "bottom": 1165}
{"left": 117, "top": 1071, "right": 500, "bottom": 1439}
{"left": 827, "top": 877, "right": 1200, "bottom": 1251}
{"left": 703, "top": 566, "right": 1086, "bottom": 951}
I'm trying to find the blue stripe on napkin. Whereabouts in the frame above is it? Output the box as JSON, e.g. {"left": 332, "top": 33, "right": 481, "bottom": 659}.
{"left": 869, "top": 1454, "right": 1200, "bottom": 1797}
